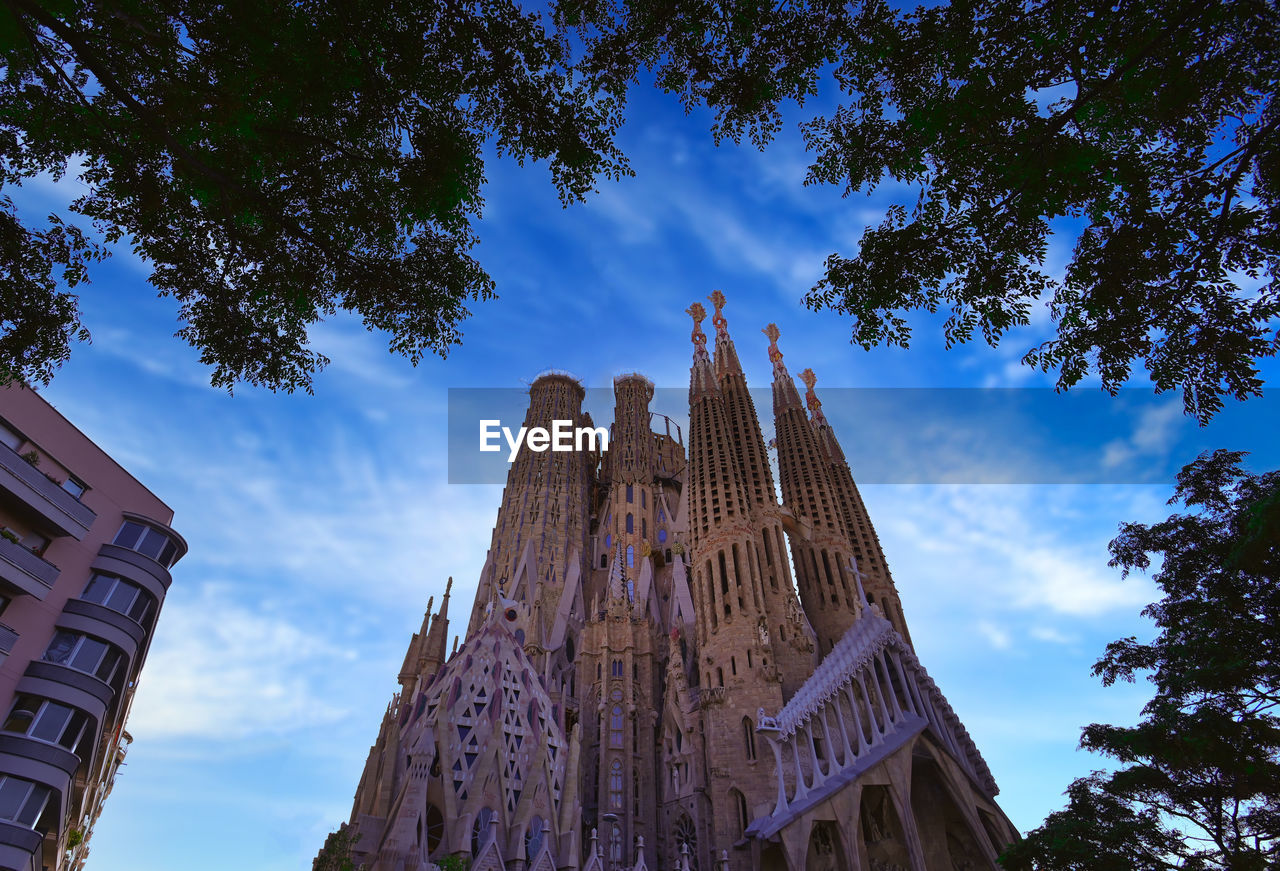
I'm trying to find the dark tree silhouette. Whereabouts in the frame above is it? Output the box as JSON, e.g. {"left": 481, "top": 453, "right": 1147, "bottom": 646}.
{"left": 999, "top": 450, "right": 1280, "bottom": 870}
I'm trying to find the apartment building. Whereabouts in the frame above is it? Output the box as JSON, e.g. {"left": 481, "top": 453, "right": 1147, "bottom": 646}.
{"left": 0, "top": 384, "right": 183, "bottom": 871}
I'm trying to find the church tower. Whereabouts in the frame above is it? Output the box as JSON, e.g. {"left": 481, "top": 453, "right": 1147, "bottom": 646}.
{"left": 684, "top": 302, "right": 790, "bottom": 871}
{"left": 767, "top": 325, "right": 863, "bottom": 654}
{"left": 468, "top": 373, "right": 595, "bottom": 639}
{"left": 707, "top": 292, "right": 816, "bottom": 700}
{"left": 799, "top": 369, "right": 913, "bottom": 646}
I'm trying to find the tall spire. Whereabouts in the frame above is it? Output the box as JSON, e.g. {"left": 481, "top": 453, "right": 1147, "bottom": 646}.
{"left": 708, "top": 290, "right": 742, "bottom": 379}
{"left": 423, "top": 576, "right": 452, "bottom": 665}
{"left": 687, "top": 302, "right": 716, "bottom": 403}
{"left": 771, "top": 334, "right": 863, "bottom": 653}
{"left": 801, "top": 370, "right": 915, "bottom": 646}
{"left": 765, "top": 323, "right": 802, "bottom": 411}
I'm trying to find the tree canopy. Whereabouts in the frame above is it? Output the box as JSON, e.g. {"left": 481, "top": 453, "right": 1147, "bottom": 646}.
{"left": 999, "top": 449, "right": 1280, "bottom": 870}
{"left": 1, "top": 0, "right": 1276, "bottom": 409}
{"left": 570, "top": 0, "right": 1279, "bottom": 421}
{"left": 0, "top": 0, "right": 625, "bottom": 391}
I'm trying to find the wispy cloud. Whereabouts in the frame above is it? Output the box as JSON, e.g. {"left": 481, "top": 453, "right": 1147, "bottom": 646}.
{"left": 1102, "top": 400, "right": 1186, "bottom": 470}
{"left": 129, "top": 585, "right": 353, "bottom": 740}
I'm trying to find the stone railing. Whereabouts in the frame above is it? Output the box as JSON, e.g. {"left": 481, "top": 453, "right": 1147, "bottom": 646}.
{"left": 749, "top": 612, "right": 997, "bottom": 838}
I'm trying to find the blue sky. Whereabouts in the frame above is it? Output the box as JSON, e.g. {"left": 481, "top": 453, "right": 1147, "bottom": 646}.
{"left": 10, "top": 78, "right": 1277, "bottom": 871}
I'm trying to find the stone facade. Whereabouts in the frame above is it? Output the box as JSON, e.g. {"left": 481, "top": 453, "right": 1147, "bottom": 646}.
{"left": 333, "top": 296, "right": 1017, "bottom": 871}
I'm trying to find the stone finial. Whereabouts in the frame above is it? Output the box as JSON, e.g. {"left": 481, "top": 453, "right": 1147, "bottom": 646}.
{"left": 445, "top": 576, "right": 453, "bottom": 596}
{"left": 687, "top": 302, "right": 707, "bottom": 349}
{"left": 708, "top": 290, "right": 728, "bottom": 334}
{"left": 799, "top": 367, "right": 827, "bottom": 422}
{"left": 763, "top": 323, "right": 782, "bottom": 363}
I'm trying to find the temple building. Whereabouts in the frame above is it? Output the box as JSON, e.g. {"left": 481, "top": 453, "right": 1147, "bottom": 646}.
{"left": 331, "top": 294, "right": 1016, "bottom": 871}
{"left": 0, "top": 384, "right": 185, "bottom": 871}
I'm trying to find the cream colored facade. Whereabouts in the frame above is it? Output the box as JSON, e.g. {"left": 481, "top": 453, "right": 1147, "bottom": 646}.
{"left": 333, "top": 295, "right": 1016, "bottom": 871}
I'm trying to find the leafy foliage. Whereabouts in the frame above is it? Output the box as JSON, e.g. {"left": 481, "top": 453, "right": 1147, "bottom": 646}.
{"left": 572, "top": 0, "right": 1280, "bottom": 421}
{"left": 0, "top": 0, "right": 626, "bottom": 392}
{"left": 313, "top": 824, "right": 362, "bottom": 871}
{"left": 999, "top": 450, "right": 1280, "bottom": 870}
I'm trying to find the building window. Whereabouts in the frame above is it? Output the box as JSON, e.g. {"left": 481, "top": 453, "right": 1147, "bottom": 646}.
{"left": 658, "top": 528, "right": 667, "bottom": 544}
{"left": 42, "top": 631, "right": 123, "bottom": 683}
{"left": 82, "top": 573, "right": 155, "bottom": 626}
{"left": 609, "top": 760, "right": 623, "bottom": 808}
{"left": 113, "top": 520, "right": 180, "bottom": 568}
{"left": 732, "top": 788, "right": 749, "bottom": 836}
{"left": 626, "top": 485, "right": 633, "bottom": 503}
{"left": 471, "top": 807, "right": 495, "bottom": 856}
{"left": 626, "top": 546, "right": 634, "bottom": 568}
{"left": 625, "top": 513, "right": 634, "bottom": 533}
{"left": 611, "top": 659, "right": 623, "bottom": 678}
{"left": 60, "top": 475, "right": 87, "bottom": 500}
{"left": 0, "top": 776, "right": 52, "bottom": 829}
{"left": 609, "top": 823, "right": 623, "bottom": 862}
{"left": 641, "top": 490, "right": 646, "bottom": 508}
{"left": 641, "top": 518, "right": 647, "bottom": 538}
{"left": 525, "top": 815, "right": 544, "bottom": 859}
{"left": 742, "top": 717, "right": 756, "bottom": 761}
{"left": 675, "top": 815, "right": 697, "bottom": 862}
{"left": 610, "top": 705, "right": 624, "bottom": 747}
{"left": 3, "top": 696, "right": 90, "bottom": 750}
{"left": 0, "top": 421, "right": 21, "bottom": 451}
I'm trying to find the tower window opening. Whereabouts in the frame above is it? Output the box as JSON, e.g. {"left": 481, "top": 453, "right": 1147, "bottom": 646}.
{"left": 610, "top": 706, "right": 624, "bottom": 747}
{"left": 746, "top": 650, "right": 752, "bottom": 669}
{"left": 626, "top": 514, "right": 634, "bottom": 533}
{"left": 612, "top": 659, "right": 623, "bottom": 677}
{"left": 609, "top": 760, "right": 623, "bottom": 808}
{"left": 641, "top": 490, "right": 646, "bottom": 508}
{"left": 626, "top": 485, "right": 633, "bottom": 503}
{"left": 716, "top": 667, "right": 724, "bottom": 687}
{"left": 732, "top": 788, "right": 749, "bottom": 837}
{"left": 742, "top": 717, "right": 756, "bottom": 761}
{"left": 730, "top": 656, "right": 736, "bottom": 676}
{"left": 641, "top": 518, "right": 647, "bottom": 538}
{"left": 626, "top": 546, "right": 635, "bottom": 568}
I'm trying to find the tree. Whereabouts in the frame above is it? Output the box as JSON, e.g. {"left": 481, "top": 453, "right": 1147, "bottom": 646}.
{"left": 5, "top": 2, "right": 1277, "bottom": 408}
{"left": 313, "top": 824, "right": 362, "bottom": 871}
{"left": 572, "top": 0, "right": 1279, "bottom": 421}
{"left": 0, "top": 0, "right": 625, "bottom": 392}
{"left": 998, "top": 449, "right": 1280, "bottom": 871}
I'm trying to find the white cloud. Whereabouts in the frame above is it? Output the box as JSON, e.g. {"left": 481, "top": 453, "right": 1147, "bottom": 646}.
{"left": 128, "top": 586, "right": 353, "bottom": 740}
{"left": 1029, "top": 625, "right": 1078, "bottom": 644}
{"left": 1102, "top": 400, "right": 1186, "bottom": 470}
{"left": 977, "top": 620, "right": 1013, "bottom": 650}
{"left": 874, "top": 484, "right": 1158, "bottom": 620}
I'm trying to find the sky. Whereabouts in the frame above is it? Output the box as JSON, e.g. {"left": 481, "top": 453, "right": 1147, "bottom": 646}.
{"left": 8, "top": 72, "right": 1278, "bottom": 871}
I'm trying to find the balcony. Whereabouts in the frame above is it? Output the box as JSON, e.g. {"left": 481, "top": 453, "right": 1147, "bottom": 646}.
{"left": 0, "top": 536, "right": 59, "bottom": 600}
{"left": 0, "top": 622, "right": 17, "bottom": 657}
{"left": 0, "top": 441, "right": 96, "bottom": 541}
